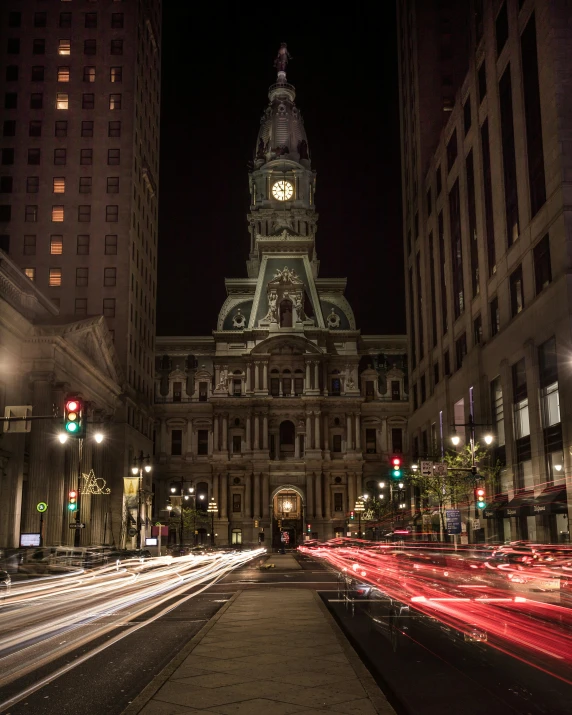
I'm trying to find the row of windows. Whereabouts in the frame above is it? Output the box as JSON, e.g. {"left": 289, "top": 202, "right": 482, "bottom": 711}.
{"left": 6, "top": 38, "right": 124, "bottom": 56}
{"left": 6, "top": 65, "right": 123, "bottom": 83}
{"left": 411, "top": 234, "right": 552, "bottom": 412}
{"left": 26, "top": 265, "right": 117, "bottom": 287}
{"left": 2, "top": 204, "right": 121, "bottom": 223}
{"left": 4, "top": 92, "right": 123, "bottom": 111}
{"left": 7, "top": 10, "right": 124, "bottom": 30}
{"left": 22, "top": 233, "right": 117, "bottom": 255}
{"left": 3, "top": 119, "right": 121, "bottom": 138}
{"left": 2, "top": 147, "right": 122, "bottom": 165}
{"left": 1, "top": 176, "right": 121, "bottom": 195}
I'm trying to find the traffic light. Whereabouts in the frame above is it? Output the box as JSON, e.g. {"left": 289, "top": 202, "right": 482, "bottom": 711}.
{"left": 349, "top": 511, "right": 355, "bottom": 520}
{"left": 307, "top": 523, "right": 311, "bottom": 532}
{"left": 64, "top": 397, "right": 85, "bottom": 437}
{"left": 68, "top": 490, "right": 78, "bottom": 511}
{"left": 391, "top": 456, "right": 402, "bottom": 479}
{"left": 475, "top": 486, "right": 486, "bottom": 509}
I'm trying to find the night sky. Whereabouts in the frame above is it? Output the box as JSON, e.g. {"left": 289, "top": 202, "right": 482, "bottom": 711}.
{"left": 157, "top": 4, "right": 404, "bottom": 337}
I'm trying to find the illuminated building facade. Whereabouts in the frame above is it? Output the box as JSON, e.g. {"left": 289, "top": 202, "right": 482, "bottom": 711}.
{"left": 0, "top": 1, "right": 161, "bottom": 547}
{"left": 399, "top": 0, "right": 572, "bottom": 543}
{"left": 153, "top": 57, "right": 409, "bottom": 547}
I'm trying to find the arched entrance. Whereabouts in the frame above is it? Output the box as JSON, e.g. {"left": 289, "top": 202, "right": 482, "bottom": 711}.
{"left": 272, "top": 485, "right": 304, "bottom": 551}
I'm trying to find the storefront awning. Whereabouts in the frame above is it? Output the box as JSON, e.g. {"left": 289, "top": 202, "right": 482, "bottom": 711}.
{"left": 503, "top": 492, "right": 535, "bottom": 518}
{"left": 525, "top": 488, "right": 568, "bottom": 516}
{"left": 482, "top": 496, "right": 508, "bottom": 519}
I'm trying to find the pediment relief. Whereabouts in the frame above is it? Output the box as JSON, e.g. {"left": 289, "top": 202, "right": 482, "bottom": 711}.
{"left": 386, "top": 367, "right": 405, "bottom": 379}
{"left": 42, "top": 318, "right": 122, "bottom": 385}
{"left": 169, "top": 368, "right": 187, "bottom": 380}
{"left": 195, "top": 369, "right": 212, "bottom": 379}
{"left": 251, "top": 335, "right": 322, "bottom": 356}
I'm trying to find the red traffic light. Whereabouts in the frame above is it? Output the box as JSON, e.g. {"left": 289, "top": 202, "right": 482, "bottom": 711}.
{"left": 69, "top": 490, "right": 77, "bottom": 498}
{"left": 392, "top": 457, "right": 401, "bottom": 466}
{"left": 66, "top": 400, "right": 78, "bottom": 412}
{"left": 475, "top": 487, "right": 485, "bottom": 498}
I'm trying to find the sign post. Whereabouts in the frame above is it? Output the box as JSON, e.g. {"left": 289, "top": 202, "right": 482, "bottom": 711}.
{"left": 420, "top": 460, "right": 433, "bottom": 477}
{"left": 36, "top": 502, "right": 48, "bottom": 547}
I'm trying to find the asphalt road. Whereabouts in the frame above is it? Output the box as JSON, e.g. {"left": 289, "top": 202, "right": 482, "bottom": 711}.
{"left": 1, "top": 552, "right": 570, "bottom": 715}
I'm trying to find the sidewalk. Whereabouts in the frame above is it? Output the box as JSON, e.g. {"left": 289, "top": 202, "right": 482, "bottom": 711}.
{"left": 125, "top": 589, "right": 395, "bottom": 715}
{"left": 260, "top": 554, "right": 302, "bottom": 570}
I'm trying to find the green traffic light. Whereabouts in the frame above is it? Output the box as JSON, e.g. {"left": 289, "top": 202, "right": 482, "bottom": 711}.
{"left": 66, "top": 422, "right": 78, "bottom": 433}
{"left": 68, "top": 503, "right": 77, "bottom": 511}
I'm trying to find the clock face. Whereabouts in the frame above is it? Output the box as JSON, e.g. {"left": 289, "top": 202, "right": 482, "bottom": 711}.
{"left": 272, "top": 180, "right": 294, "bottom": 201}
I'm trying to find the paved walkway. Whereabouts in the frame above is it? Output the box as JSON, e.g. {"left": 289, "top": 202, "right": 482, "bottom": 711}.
{"left": 125, "top": 589, "right": 395, "bottom": 715}
{"left": 261, "top": 554, "right": 302, "bottom": 570}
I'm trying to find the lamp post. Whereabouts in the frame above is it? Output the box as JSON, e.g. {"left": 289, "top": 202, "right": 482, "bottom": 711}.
{"left": 58, "top": 426, "right": 105, "bottom": 547}
{"left": 207, "top": 497, "right": 218, "bottom": 547}
{"left": 170, "top": 479, "right": 195, "bottom": 547}
{"left": 354, "top": 498, "right": 365, "bottom": 539}
{"left": 450, "top": 414, "right": 493, "bottom": 468}
{"left": 131, "top": 451, "right": 152, "bottom": 550}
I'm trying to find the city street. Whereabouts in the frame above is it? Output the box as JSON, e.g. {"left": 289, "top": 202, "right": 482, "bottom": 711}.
{"left": 0, "top": 548, "right": 570, "bottom": 714}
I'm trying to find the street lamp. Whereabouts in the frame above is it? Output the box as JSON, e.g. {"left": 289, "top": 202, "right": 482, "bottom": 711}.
{"left": 354, "top": 498, "right": 365, "bottom": 539}
{"left": 207, "top": 497, "right": 218, "bottom": 547}
{"left": 170, "top": 479, "right": 196, "bottom": 547}
{"left": 131, "top": 451, "right": 152, "bottom": 550}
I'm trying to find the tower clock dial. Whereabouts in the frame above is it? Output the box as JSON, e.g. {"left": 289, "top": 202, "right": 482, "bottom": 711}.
{"left": 272, "top": 180, "right": 294, "bottom": 201}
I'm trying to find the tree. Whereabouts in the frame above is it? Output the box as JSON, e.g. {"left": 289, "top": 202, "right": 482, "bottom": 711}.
{"left": 408, "top": 443, "right": 501, "bottom": 541}
{"left": 180, "top": 507, "right": 210, "bottom": 544}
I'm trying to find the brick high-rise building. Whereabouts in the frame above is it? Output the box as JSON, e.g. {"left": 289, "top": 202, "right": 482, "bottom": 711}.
{"left": 398, "top": 0, "right": 572, "bottom": 544}
{"left": 0, "top": 1, "right": 161, "bottom": 546}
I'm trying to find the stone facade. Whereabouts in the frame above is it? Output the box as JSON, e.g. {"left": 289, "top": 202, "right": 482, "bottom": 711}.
{"left": 153, "top": 63, "right": 409, "bottom": 548}
{"left": 398, "top": 0, "right": 572, "bottom": 543}
{"left": 0, "top": 250, "right": 131, "bottom": 548}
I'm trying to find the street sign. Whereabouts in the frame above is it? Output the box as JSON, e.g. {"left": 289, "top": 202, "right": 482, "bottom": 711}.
{"left": 36, "top": 502, "right": 48, "bottom": 513}
{"left": 3, "top": 406, "right": 33, "bottom": 433}
{"left": 472, "top": 519, "right": 481, "bottom": 530}
{"left": 445, "top": 509, "right": 462, "bottom": 535}
{"left": 69, "top": 523, "right": 85, "bottom": 529}
{"left": 433, "top": 463, "right": 448, "bottom": 478}
{"left": 420, "top": 460, "right": 433, "bottom": 477}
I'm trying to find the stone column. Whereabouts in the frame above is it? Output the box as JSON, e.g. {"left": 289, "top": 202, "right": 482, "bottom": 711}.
{"left": 355, "top": 414, "right": 361, "bottom": 451}
{"left": 294, "top": 434, "right": 300, "bottom": 459}
{"left": 220, "top": 473, "right": 228, "bottom": 519}
{"left": 187, "top": 420, "right": 194, "bottom": 457}
{"left": 348, "top": 472, "right": 356, "bottom": 513}
{"left": 305, "top": 362, "right": 311, "bottom": 390}
{"left": 222, "top": 414, "right": 228, "bottom": 452}
{"left": 323, "top": 415, "right": 329, "bottom": 454}
{"left": 306, "top": 413, "right": 312, "bottom": 448}
{"left": 274, "top": 431, "right": 280, "bottom": 460}
{"left": 314, "top": 362, "right": 320, "bottom": 393}
{"left": 356, "top": 472, "right": 363, "bottom": 499}
{"left": 160, "top": 419, "right": 167, "bottom": 454}
{"left": 23, "top": 375, "right": 53, "bottom": 533}
{"left": 245, "top": 473, "right": 252, "bottom": 518}
{"left": 262, "top": 362, "right": 268, "bottom": 392}
{"left": 262, "top": 474, "right": 269, "bottom": 518}
{"left": 322, "top": 362, "right": 329, "bottom": 396}
{"left": 254, "top": 414, "right": 260, "bottom": 449}
{"left": 254, "top": 472, "right": 261, "bottom": 516}
{"left": 246, "top": 364, "right": 252, "bottom": 392}
{"left": 315, "top": 471, "right": 322, "bottom": 518}
{"left": 254, "top": 362, "right": 259, "bottom": 391}
{"left": 214, "top": 365, "right": 220, "bottom": 386}
{"left": 213, "top": 415, "right": 219, "bottom": 452}
{"left": 263, "top": 415, "right": 268, "bottom": 450}
{"left": 324, "top": 476, "right": 332, "bottom": 520}
{"left": 212, "top": 473, "right": 219, "bottom": 506}
{"left": 246, "top": 415, "right": 251, "bottom": 451}
{"left": 346, "top": 414, "right": 353, "bottom": 450}
{"left": 315, "top": 412, "right": 321, "bottom": 450}
{"left": 306, "top": 472, "right": 314, "bottom": 518}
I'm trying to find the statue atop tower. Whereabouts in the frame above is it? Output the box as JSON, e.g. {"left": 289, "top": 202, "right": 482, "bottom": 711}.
{"left": 274, "top": 42, "right": 292, "bottom": 74}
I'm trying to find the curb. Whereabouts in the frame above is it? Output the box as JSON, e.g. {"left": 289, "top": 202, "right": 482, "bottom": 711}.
{"left": 121, "top": 590, "right": 242, "bottom": 715}
{"left": 312, "top": 591, "right": 397, "bottom": 715}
